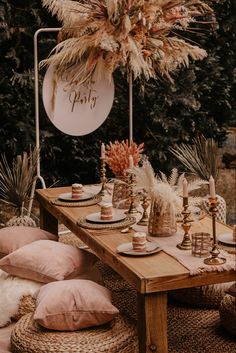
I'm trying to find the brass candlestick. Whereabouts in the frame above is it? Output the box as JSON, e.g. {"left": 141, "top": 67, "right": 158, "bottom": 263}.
{"left": 204, "top": 197, "right": 226, "bottom": 265}
{"left": 126, "top": 172, "right": 141, "bottom": 216}
{"left": 137, "top": 190, "right": 149, "bottom": 226}
{"left": 97, "top": 157, "right": 107, "bottom": 196}
{"left": 177, "top": 197, "right": 193, "bottom": 250}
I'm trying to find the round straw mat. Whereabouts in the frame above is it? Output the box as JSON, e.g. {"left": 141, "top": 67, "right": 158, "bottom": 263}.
{"left": 219, "top": 294, "right": 236, "bottom": 336}
{"left": 169, "top": 282, "right": 234, "bottom": 309}
{"left": 51, "top": 195, "right": 102, "bottom": 207}
{"left": 77, "top": 215, "right": 136, "bottom": 230}
{"left": 12, "top": 295, "right": 36, "bottom": 322}
{"left": 11, "top": 313, "right": 138, "bottom": 353}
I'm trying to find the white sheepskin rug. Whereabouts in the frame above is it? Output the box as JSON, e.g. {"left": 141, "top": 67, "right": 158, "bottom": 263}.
{"left": 0, "top": 270, "right": 42, "bottom": 327}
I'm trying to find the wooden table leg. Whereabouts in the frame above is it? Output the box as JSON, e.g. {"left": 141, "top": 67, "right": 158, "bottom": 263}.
{"left": 39, "top": 205, "right": 58, "bottom": 235}
{"left": 137, "top": 291, "right": 168, "bottom": 353}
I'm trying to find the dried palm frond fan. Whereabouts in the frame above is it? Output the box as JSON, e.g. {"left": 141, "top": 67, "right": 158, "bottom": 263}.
{"left": 0, "top": 148, "right": 39, "bottom": 227}
{"left": 169, "top": 135, "right": 226, "bottom": 222}
{"left": 169, "top": 135, "right": 219, "bottom": 181}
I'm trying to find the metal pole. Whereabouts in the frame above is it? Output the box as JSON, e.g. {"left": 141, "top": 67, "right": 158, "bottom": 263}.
{"left": 128, "top": 71, "right": 133, "bottom": 145}
{"left": 33, "top": 27, "right": 61, "bottom": 189}
{"left": 28, "top": 28, "right": 61, "bottom": 217}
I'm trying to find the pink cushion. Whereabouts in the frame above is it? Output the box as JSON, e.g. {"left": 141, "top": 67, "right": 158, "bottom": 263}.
{"left": 0, "top": 226, "right": 58, "bottom": 259}
{"left": 0, "top": 240, "right": 97, "bottom": 283}
{"left": 34, "top": 279, "right": 119, "bottom": 330}
{"left": 227, "top": 282, "right": 236, "bottom": 297}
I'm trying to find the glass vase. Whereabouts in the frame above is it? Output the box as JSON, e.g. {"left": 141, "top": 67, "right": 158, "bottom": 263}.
{"left": 148, "top": 198, "right": 177, "bottom": 237}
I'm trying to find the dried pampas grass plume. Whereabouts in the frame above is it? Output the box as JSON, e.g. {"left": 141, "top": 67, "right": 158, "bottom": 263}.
{"left": 41, "top": 0, "right": 214, "bottom": 86}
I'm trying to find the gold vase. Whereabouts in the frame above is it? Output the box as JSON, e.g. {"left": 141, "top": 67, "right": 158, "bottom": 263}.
{"left": 148, "top": 199, "right": 177, "bottom": 237}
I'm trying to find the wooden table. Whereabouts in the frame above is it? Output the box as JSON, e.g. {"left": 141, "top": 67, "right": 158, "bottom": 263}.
{"left": 36, "top": 186, "right": 235, "bottom": 353}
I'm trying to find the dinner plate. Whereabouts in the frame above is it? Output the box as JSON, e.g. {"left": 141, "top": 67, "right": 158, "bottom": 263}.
{"left": 116, "top": 242, "right": 162, "bottom": 256}
{"left": 218, "top": 233, "right": 236, "bottom": 246}
{"left": 86, "top": 211, "right": 126, "bottom": 224}
{"left": 58, "top": 192, "right": 94, "bottom": 202}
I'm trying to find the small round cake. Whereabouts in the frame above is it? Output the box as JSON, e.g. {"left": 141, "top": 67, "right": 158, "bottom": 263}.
{"left": 233, "top": 225, "right": 236, "bottom": 242}
{"left": 132, "top": 232, "right": 147, "bottom": 252}
{"left": 100, "top": 202, "right": 113, "bottom": 220}
{"left": 72, "top": 183, "right": 83, "bottom": 199}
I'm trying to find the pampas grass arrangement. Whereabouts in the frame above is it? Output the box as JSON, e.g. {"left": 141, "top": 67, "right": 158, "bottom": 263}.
{"left": 41, "top": 0, "right": 214, "bottom": 86}
{"left": 132, "top": 159, "right": 207, "bottom": 215}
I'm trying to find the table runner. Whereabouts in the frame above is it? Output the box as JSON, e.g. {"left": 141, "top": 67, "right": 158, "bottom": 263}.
{"left": 84, "top": 185, "right": 236, "bottom": 276}
{"left": 133, "top": 223, "right": 236, "bottom": 275}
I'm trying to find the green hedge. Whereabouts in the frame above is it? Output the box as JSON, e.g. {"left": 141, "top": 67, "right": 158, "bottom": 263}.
{"left": 0, "top": 0, "right": 235, "bottom": 186}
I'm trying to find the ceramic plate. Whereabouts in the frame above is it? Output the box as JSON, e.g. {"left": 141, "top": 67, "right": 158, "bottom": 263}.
{"left": 86, "top": 211, "right": 126, "bottom": 224}
{"left": 218, "top": 233, "right": 236, "bottom": 246}
{"left": 58, "top": 192, "right": 94, "bottom": 202}
{"left": 116, "top": 242, "right": 162, "bottom": 256}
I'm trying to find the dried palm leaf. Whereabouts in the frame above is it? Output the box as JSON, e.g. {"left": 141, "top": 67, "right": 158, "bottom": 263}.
{"left": 0, "top": 148, "right": 38, "bottom": 211}
{"left": 169, "top": 135, "right": 219, "bottom": 180}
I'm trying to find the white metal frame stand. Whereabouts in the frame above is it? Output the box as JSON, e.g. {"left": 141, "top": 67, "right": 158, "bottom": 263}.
{"left": 28, "top": 27, "right": 134, "bottom": 216}
{"left": 27, "top": 28, "right": 61, "bottom": 216}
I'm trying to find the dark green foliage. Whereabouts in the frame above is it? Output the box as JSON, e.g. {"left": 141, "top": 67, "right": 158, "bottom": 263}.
{"left": 0, "top": 0, "right": 235, "bottom": 186}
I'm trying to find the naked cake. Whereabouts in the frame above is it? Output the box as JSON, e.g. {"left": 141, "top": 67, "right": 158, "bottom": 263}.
{"left": 132, "top": 232, "right": 147, "bottom": 252}
{"left": 100, "top": 202, "right": 113, "bottom": 220}
{"left": 71, "top": 183, "right": 83, "bottom": 199}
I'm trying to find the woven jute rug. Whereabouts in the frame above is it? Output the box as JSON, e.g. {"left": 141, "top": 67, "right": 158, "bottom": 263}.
{"left": 167, "top": 303, "right": 236, "bottom": 353}
{"left": 59, "top": 231, "right": 236, "bottom": 353}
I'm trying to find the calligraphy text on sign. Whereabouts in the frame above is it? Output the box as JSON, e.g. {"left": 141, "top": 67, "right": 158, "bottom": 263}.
{"left": 66, "top": 87, "right": 99, "bottom": 112}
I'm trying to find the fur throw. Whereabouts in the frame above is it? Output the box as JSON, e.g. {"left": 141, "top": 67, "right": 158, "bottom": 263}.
{"left": 0, "top": 270, "right": 42, "bottom": 327}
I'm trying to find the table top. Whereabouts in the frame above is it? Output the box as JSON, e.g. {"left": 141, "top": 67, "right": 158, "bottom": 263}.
{"left": 36, "top": 186, "right": 235, "bottom": 294}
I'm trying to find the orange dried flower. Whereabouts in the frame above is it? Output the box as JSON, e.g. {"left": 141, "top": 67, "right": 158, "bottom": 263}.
{"left": 105, "top": 140, "right": 144, "bottom": 177}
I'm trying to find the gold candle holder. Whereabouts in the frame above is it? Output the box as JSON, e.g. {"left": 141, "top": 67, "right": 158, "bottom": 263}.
{"left": 204, "top": 197, "right": 226, "bottom": 265}
{"left": 177, "top": 197, "right": 193, "bottom": 250}
{"left": 137, "top": 190, "right": 149, "bottom": 226}
{"left": 97, "top": 157, "right": 107, "bottom": 196}
{"left": 126, "top": 172, "right": 141, "bottom": 216}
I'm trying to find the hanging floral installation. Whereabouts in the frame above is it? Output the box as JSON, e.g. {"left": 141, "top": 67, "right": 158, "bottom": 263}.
{"left": 42, "top": 0, "right": 214, "bottom": 86}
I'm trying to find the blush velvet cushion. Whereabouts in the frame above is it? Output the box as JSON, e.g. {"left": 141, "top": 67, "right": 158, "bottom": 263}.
{"left": 0, "top": 226, "right": 58, "bottom": 259}
{"left": 0, "top": 240, "right": 97, "bottom": 283}
{"left": 34, "top": 279, "right": 119, "bottom": 331}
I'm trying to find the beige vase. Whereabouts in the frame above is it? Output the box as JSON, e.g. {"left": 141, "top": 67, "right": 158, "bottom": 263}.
{"left": 201, "top": 194, "right": 226, "bottom": 223}
{"left": 148, "top": 199, "right": 177, "bottom": 237}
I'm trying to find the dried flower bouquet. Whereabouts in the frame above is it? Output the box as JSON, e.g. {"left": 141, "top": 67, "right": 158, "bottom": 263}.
{"left": 42, "top": 0, "right": 214, "bottom": 86}
{"left": 132, "top": 159, "right": 207, "bottom": 215}
{"left": 105, "top": 139, "right": 144, "bottom": 177}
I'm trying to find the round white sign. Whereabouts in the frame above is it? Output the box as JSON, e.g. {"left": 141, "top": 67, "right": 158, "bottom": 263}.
{"left": 42, "top": 65, "right": 114, "bottom": 136}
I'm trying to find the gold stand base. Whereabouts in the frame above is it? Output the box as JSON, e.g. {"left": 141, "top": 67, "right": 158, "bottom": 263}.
{"left": 97, "top": 188, "right": 106, "bottom": 197}
{"left": 177, "top": 240, "right": 192, "bottom": 250}
{"left": 204, "top": 256, "right": 226, "bottom": 265}
{"left": 125, "top": 207, "right": 141, "bottom": 216}
{"left": 137, "top": 219, "right": 148, "bottom": 226}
